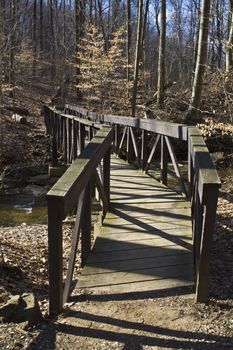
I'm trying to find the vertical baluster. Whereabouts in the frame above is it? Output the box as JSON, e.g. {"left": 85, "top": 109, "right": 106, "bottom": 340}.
{"left": 60, "top": 116, "right": 64, "bottom": 153}
{"left": 89, "top": 125, "right": 93, "bottom": 141}
{"left": 160, "top": 135, "right": 168, "bottom": 185}
{"left": 81, "top": 182, "right": 92, "bottom": 267}
{"left": 68, "top": 119, "right": 72, "bottom": 163}
{"left": 127, "top": 127, "right": 133, "bottom": 163}
{"left": 73, "top": 120, "right": 78, "bottom": 160}
{"left": 103, "top": 148, "right": 111, "bottom": 206}
{"left": 141, "top": 130, "right": 148, "bottom": 170}
{"left": 79, "top": 123, "right": 85, "bottom": 152}
{"left": 114, "top": 124, "right": 120, "bottom": 153}
{"left": 52, "top": 112, "right": 58, "bottom": 167}
{"left": 64, "top": 118, "right": 68, "bottom": 163}
{"left": 57, "top": 114, "right": 61, "bottom": 150}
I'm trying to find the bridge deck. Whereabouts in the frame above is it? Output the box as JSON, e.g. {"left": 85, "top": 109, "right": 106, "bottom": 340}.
{"left": 77, "top": 156, "right": 193, "bottom": 294}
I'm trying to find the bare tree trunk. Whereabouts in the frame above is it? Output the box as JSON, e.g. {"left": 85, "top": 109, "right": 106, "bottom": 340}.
{"left": 39, "top": 0, "right": 43, "bottom": 52}
{"left": 75, "top": 0, "right": 85, "bottom": 98}
{"left": 187, "top": 0, "right": 211, "bottom": 121}
{"left": 131, "top": 0, "right": 143, "bottom": 117}
{"left": 97, "top": 0, "right": 107, "bottom": 50}
{"left": 49, "top": 0, "right": 56, "bottom": 80}
{"left": 216, "top": 0, "right": 222, "bottom": 68}
{"left": 9, "top": 0, "right": 16, "bottom": 98}
{"left": 157, "top": 0, "right": 166, "bottom": 108}
{"left": 89, "top": 0, "right": 93, "bottom": 23}
{"left": 33, "top": 0, "right": 37, "bottom": 76}
{"left": 226, "top": 0, "right": 233, "bottom": 74}
{"left": 126, "top": 0, "right": 131, "bottom": 91}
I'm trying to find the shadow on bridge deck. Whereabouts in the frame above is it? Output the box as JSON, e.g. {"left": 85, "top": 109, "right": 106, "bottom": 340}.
{"left": 76, "top": 156, "right": 194, "bottom": 297}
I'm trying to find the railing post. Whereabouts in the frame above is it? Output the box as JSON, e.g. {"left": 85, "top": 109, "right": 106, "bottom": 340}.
{"left": 89, "top": 126, "right": 93, "bottom": 141}
{"left": 195, "top": 185, "right": 219, "bottom": 302}
{"left": 81, "top": 182, "right": 92, "bottom": 267}
{"left": 60, "top": 115, "right": 64, "bottom": 153}
{"left": 141, "top": 130, "right": 148, "bottom": 170}
{"left": 48, "top": 197, "right": 63, "bottom": 314}
{"left": 52, "top": 112, "right": 58, "bottom": 167}
{"left": 114, "top": 124, "right": 120, "bottom": 153}
{"left": 68, "top": 119, "right": 72, "bottom": 163}
{"left": 57, "top": 114, "right": 61, "bottom": 150}
{"left": 64, "top": 118, "right": 68, "bottom": 163}
{"left": 73, "top": 120, "right": 78, "bottom": 160}
{"left": 44, "top": 106, "right": 50, "bottom": 135}
{"left": 79, "top": 123, "right": 85, "bottom": 152}
{"left": 127, "top": 127, "right": 133, "bottom": 163}
{"left": 103, "top": 147, "right": 111, "bottom": 205}
{"left": 160, "top": 135, "right": 168, "bottom": 185}
{"left": 188, "top": 131, "right": 194, "bottom": 200}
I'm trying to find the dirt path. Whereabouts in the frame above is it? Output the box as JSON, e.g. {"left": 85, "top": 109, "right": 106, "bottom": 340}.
{"left": 5, "top": 291, "right": 232, "bottom": 350}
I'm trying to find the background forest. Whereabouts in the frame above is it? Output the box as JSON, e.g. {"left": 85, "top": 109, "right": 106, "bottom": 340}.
{"left": 1, "top": 0, "right": 233, "bottom": 123}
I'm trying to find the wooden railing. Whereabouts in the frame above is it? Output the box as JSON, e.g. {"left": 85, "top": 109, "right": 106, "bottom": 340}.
{"left": 45, "top": 109, "right": 113, "bottom": 314}
{"left": 44, "top": 104, "right": 220, "bottom": 314}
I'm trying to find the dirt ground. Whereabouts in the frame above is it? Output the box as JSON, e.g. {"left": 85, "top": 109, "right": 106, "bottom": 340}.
{"left": 0, "top": 77, "right": 233, "bottom": 350}
{"left": 0, "top": 170, "right": 232, "bottom": 350}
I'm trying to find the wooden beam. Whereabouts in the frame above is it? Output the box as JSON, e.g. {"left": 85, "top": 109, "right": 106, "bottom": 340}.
{"left": 63, "top": 189, "right": 85, "bottom": 304}
{"left": 165, "top": 136, "right": 187, "bottom": 197}
{"left": 144, "top": 134, "right": 161, "bottom": 173}
{"left": 48, "top": 197, "right": 63, "bottom": 314}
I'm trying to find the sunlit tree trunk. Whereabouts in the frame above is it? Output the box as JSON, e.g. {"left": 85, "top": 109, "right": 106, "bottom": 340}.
{"left": 187, "top": 0, "right": 211, "bottom": 121}
{"left": 157, "top": 0, "right": 166, "bottom": 107}
{"left": 226, "top": 0, "right": 233, "bottom": 74}
{"left": 131, "top": 0, "right": 143, "bottom": 117}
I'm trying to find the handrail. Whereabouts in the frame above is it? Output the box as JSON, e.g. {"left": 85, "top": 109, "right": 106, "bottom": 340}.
{"left": 65, "top": 104, "right": 188, "bottom": 141}
{"left": 44, "top": 104, "right": 221, "bottom": 313}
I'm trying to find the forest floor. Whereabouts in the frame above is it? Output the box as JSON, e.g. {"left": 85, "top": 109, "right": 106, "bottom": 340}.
{"left": 0, "top": 76, "right": 233, "bottom": 350}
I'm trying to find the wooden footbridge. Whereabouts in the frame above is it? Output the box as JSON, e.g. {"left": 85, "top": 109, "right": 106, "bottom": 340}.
{"left": 44, "top": 105, "right": 221, "bottom": 315}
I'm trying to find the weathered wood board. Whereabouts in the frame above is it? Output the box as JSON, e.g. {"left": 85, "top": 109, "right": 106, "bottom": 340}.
{"left": 77, "top": 156, "right": 193, "bottom": 295}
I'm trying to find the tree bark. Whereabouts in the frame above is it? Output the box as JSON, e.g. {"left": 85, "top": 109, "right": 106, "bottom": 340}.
{"left": 157, "top": 0, "right": 166, "bottom": 108}
{"left": 226, "top": 0, "right": 233, "bottom": 74}
{"left": 187, "top": 0, "right": 211, "bottom": 121}
{"left": 126, "top": 0, "right": 131, "bottom": 89}
{"left": 39, "top": 0, "right": 43, "bottom": 52}
{"left": 131, "top": 0, "right": 143, "bottom": 117}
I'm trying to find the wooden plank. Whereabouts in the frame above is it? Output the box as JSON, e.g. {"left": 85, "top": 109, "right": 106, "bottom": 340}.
{"left": 82, "top": 253, "right": 192, "bottom": 276}
{"left": 78, "top": 263, "right": 193, "bottom": 288}
{"left": 78, "top": 276, "right": 193, "bottom": 294}
{"left": 92, "top": 235, "right": 192, "bottom": 252}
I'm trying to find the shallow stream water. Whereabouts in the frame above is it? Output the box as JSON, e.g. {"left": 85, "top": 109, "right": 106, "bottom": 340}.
{"left": 0, "top": 185, "right": 49, "bottom": 226}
